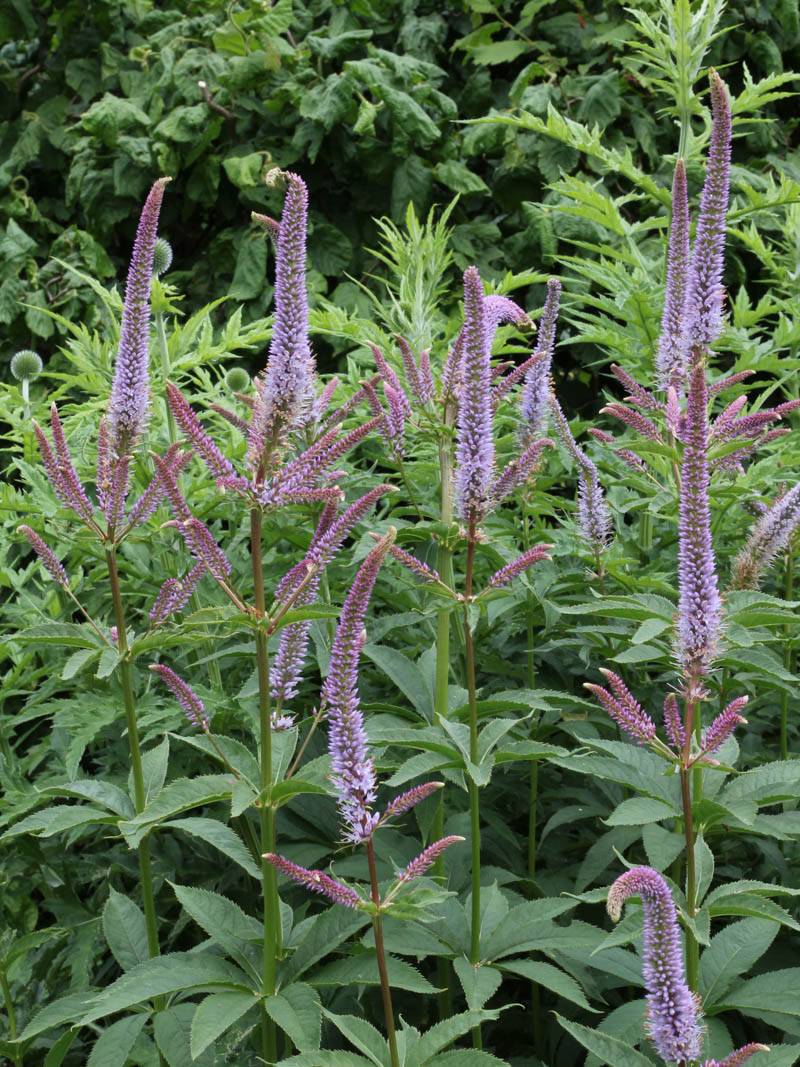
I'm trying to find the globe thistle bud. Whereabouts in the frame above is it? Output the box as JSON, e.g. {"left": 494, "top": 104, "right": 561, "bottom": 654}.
{"left": 152, "top": 237, "right": 173, "bottom": 276}
{"left": 11, "top": 350, "right": 43, "bottom": 381}
{"left": 225, "top": 367, "right": 251, "bottom": 393}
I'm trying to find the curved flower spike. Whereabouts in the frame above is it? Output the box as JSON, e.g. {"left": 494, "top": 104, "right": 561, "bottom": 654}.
{"left": 150, "top": 663, "right": 209, "bottom": 730}
{"left": 700, "top": 696, "right": 748, "bottom": 757}
{"left": 265, "top": 853, "right": 363, "bottom": 909}
{"left": 383, "top": 781, "right": 444, "bottom": 820}
{"left": 731, "top": 482, "right": 800, "bottom": 590}
{"left": 18, "top": 525, "right": 69, "bottom": 588}
{"left": 584, "top": 670, "right": 656, "bottom": 745}
{"left": 396, "top": 835, "right": 465, "bottom": 884}
{"left": 486, "top": 545, "right": 552, "bottom": 589}
{"left": 703, "top": 1045, "right": 770, "bottom": 1067}
{"left": 663, "top": 692, "right": 685, "bottom": 752}
{"left": 607, "top": 866, "right": 703, "bottom": 1064}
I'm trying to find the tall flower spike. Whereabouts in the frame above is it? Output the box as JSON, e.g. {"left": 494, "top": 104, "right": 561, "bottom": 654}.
{"left": 109, "top": 178, "right": 171, "bottom": 456}
{"left": 322, "top": 528, "right": 396, "bottom": 843}
{"left": 455, "top": 266, "right": 494, "bottom": 528}
{"left": 550, "top": 395, "right": 612, "bottom": 554}
{"left": 584, "top": 671, "right": 656, "bottom": 745}
{"left": 656, "top": 160, "right": 691, "bottom": 391}
{"left": 682, "top": 73, "right": 732, "bottom": 359}
{"left": 149, "top": 561, "right": 205, "bottom": 627}
{"left": 607, "top": 866, "right": 703, "bottom": 1064}
{"left": 149, "top": 663, "right": 209, "bottom": 730}
{"left": 247, "top": 170, "right": 315, "bottom": 470}
{"left": 732, "top": 482, "right": 800, "bottom": 589}
{"left": 492, "top": 436, "right": 553, "bottom": 503}
{"left": 703, "top": 1045, "right": 770, "bottom": 1067}
{"left": 45, "top": 406, "right": 94, "bottom": 522}
{"left": 264, "top": 854, "right": 362, "bottom": 909}
{"left": 396, "top": 836, "right": 465, "bottom": 884}
{"left": 521, "top": 277, "right": 561, "bottom": 439}
{"left": 18, "top": 526, "right": 69, "bottom": 588}
{"left": 677, "top": 360, "right": 722, "bottom": 683}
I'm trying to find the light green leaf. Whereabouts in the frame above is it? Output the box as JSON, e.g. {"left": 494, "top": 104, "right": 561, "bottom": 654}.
{"left": 20, "top": 992, "right": 94, "bottom": 1041}
{"left": 87, "top": 1013, "right": 148, "bottom": 1067}
{"left": 190, "top": 991, "right": 258, "bottom": 1059}
{"left": 322, "top": 1011, "right": 388, "bottom": 1067}
{"left": 605, "top": 796, "right": 678, "bottom": 826}
{"left": 700, "top": 918, "right": 779, "bottom": 1007}
{"left": 453, "top": 958, "right": 502, "bottom": 1011}
{"left": 102, "top": 889, "right": 148, "bottom": 972}
{"left": 265, "top": 983, "right": 322, "bottom": 1051}
{"left": 716, "top": 968, "right": 800, "bottom": 1024}
{"left": 282, "top": 909, "right": 371, "bottom": 985}
{"left": 171, "top": 884, "right": 260, "bottom": 976}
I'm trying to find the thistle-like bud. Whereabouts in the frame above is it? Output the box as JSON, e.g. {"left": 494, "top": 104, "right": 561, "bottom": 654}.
{"left": 225, "top": 367, "right": 250, "bottom": 393}
{"left": 396, "top": 835, "right": 465, "bottom": 884}
{"left": 607, "top": 866, "right": 703, "bottom": 1064}
{"left": 584, "top": 670, "right": 657, "bottom": 745}
{"left": 149, "top": 663, "right": 209, "bottom": 730}
{"left": 11, "top": 349, "right": 43, "bottom": 381}
{"left": 656, "top": 159, "right": 691, "bottom": 391}
{"left": 18, "top": 525, "right": 69, "bottom": 588}
{"left": 731, "top": 482, "right": 800, "bottom": 590}
{"left": 264, "top": 853, "right": 363, "bottom": 909}
{"left": 152, "top": 238, "right": 173, "bottom": 276}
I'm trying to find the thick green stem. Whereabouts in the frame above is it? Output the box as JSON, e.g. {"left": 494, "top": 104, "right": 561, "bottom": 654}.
{"left": 781, "top": 551, "right": 794, "bottom": 761}
{"left": 251, "top": 509, "right": 278, "bottom": 1065}
{"left": 366, "top": 839, "right": 400, "bottom": 1067}
{"left": 675, "top": 0, "right": 692, "bottom": 159}
{"left": 680, "top": 696, "right": 699, "bottom": 992}
{"left": 463, "top": 533, "right": 483, "bottom": 1048}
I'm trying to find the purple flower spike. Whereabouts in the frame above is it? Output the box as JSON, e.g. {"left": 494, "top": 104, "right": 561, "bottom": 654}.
{"left": 166, "top": 383, "right": 236, "bottom": 481}
{"left": 601, "top": 403, "right": 663, "bottom": 442}
{"left": 682, "top": 73, "right": 732, "bottom": 359}
{"left": 610, "top": 365, "right": 661, "bottom": 412}
{"left": 418, "top": 349, "right": 434, "bottom": 403}
{"left": 265, "top": 853, "right": 362, "bottom": 909}
{"left": 96, "top": 417, "right": 112, "bottom": 518}
{"left": 732, "top": 482, "right": 800, "bottom": 589}
{"left": 396, "top": 336, "right": 423, "bottom": 399}
{"left": 109, "top": 178, "right": 171, "bottom": 456}
{"left": 35, "top": 407, "right": 94, "bottom": 522}
{"left": 521, "top": 278, "right": 561, "bottom": 439}
{"left": 396, "top": 835, "right": 465, "bottom": 884}
{"left": 127, "top": 444, "right": 190, "bottom": 528}
{"left": 18, "top": 525, "right": 69, "bottom": 588}
{"left": 701, "top": 696, "right": 748, "bottom": 757}
{"left": 492, "top": 436, "right": 553, "bottom": 503}
{"left": 550, "top": 396, "right": 612, "bottom": 554}
{"left": 455, "top": 267, "right": 494, "bottom": 528}
{"left": 323, "top": 528, "right": 396, "bottom": 843}
{"left": 384, "top": 781, "right": 444, "bottom": 820}
{"left": 483, "top": 294, "right": 531, "bottom": 338}
{"left": 584, "top": 670, "right": 656, "bottom": 745}
{"left": 150, "top": 663, "right": 209, "bottom": 730}
{"left": 663, "top": 692, "right": 685, "bottom": 752}
{"left": 656, "top": 159, "right": 691, "bottom": 391}
{"left": 247, "top": 171, "right": 315, "bottom": 469}
{"left": 486, "top": 545, "right": 552, "bottom": 589}
{"left": 386, "top": 542, "right": 441, "bottom": 585}
{"left": 677, "top": 361, "right": 722, "bottom": 683}
{"left": 149, "top": 561, "right": 205, "bottom": 627}
{"left": 607, "top": 866, "right": 703, "bottom": 1064}
{"left": 166, "top": 517, "right": 232, "bottom": 583}
{"left": 703, "top": 1045, "right": 770, "bottom": 1067}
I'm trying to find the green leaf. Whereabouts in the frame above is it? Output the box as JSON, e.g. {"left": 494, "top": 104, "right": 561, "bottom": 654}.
{"left": 482, "top": 898, "right": 578, "bottom": 960}
{"left": 43, "top": 1030, "right": 78, "bottom": 1067}
{"left": 700, "top": 918, "right": 779, "bottom": 1007}
{"left": 81, "top": 953, "right": 251, "bottom": 1023}
{"left": 16, "top": 623, "right": 102, "bottom": 649}
{"left": 139, "top": 737, "right": 170, "bottom": 805}
{"left": 429, "top": 1053, "right": 508, "bottom": 1066}
{"left": 265, "top": 983, "right": 322, "bottom": 1051}
{"left": 2, "top": 804, "right": 116, "bottom": 840}
{"left": 20, "top": 992, "right": 94, "bottom": 1041}
{"left": 695, "top": 834, "right": 715, "bottom": 906}
{"left": 171, "top": 884, "right": 260, "bottom": 976}
{"left": 716, "top": 968, "right": 800, "bottom": 1024}
{"left": 500, "top": 959, "right": 595, "bottom": 1011}
{"left": 605, "top": 796, "right": 678, "bottom": 826}
{"left": 453, "top": 958, "right": 502, "bottom": 1011}
{"left": 555, "top": 1013, "right": 654, "bottom": 1066}
{"left": 269, "top": 779, "right": 330, "bottom": 807}
{"left": 163, "top": 817, "right": 259, "bottom": 877}
{"left": 62, "top": 648, "right": 100, "bottom": 679}
{"left": 322, "top": 1011, "right": 388, "bottom": 1067}
{"left": 87, "top": 1013, "right": 148, "bottom": 1067}
{"left": 282, "top": 909, "right": 371, "bottom": 984}
{"left": 434, "top": 161, "right": 488, "bottom": 195}
{"left": 122, "top": 775, "right": 234, "bottom": 841}
{"left": 102, "top": 889, "right": 148, "bottom": 972}
{"left": 223, "top": 153, "right": 265, "bottom": 189}
{"left": 313, "top": 953, "right": 437, "bottom": 994}
{"left": 416, "top": 1012, "right": 497, "bottom": 1061}
{"left": 364, "top": 644, "right": 432, "bottom": 718}
{"left": 191, "top": 991, "right": 259, "bottom": 1059}
{"left": 155, "top": 1002, "right": 216, "bottom": 1067}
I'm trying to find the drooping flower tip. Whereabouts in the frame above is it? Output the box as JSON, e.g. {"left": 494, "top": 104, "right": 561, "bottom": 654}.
{"left": 703, "top": 1044, "right": 770, "bottom": 1067}
{"left": 397, "top": 835, "right": 465, "bottom": 884}
{"left": 384, "top": 781, "right": 444, "bottom": 820}
{"left": 109, "top": 177, "right": 172, "bottom": 456}
{"left": 150, "top": 663, "right": 209, "bottom": 730}
{"left": 264, "top": 853, "right": 363, "bottom": 909}
{"left": 607, "top": 866, "right": 703, "bottom": 1064}
{"left": 18, "top": 525, "right": 69, "bottom": 588}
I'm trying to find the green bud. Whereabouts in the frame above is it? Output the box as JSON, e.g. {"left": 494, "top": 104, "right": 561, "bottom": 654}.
{"left": 10, "top": 349, "right": 43, "bottom": 381}
{"left": 152, "top": 238, "right": 173, "bottom": 276}
{"left": 225, "top": 367, "right": 250, "bottom": 392}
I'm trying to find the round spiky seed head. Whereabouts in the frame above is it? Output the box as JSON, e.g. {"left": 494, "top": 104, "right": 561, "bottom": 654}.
{"left": 225, "top": 367, "right": 250, "bottom": 392}
{"left": 11, "top": 350, "right": 43, "bottom": 381}
{"left": 152, "top": 238, "right": 173, "bottom": 276}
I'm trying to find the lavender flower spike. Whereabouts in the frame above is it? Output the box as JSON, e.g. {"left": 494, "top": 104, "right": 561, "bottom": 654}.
{"left": 322, "top": 528, "right": 396, "bottom": 843}
{"left": 265, "top": 853, "right": 363, "bottom": 909}
{"left": 584, "top": 670, "right": 657, "bottom": 745}
{"left": 731, "top": 482, "right": 800, "bottom": 590}
{"left": 109, "top": 177, "right": 171, "bottom": 456}
{"left": 396, "top": 835, "right": 465, "bottom": 884}
{"left": 521, "top": 278, "right": 561, "bottom": 439}
{"left": 656, "top": 159, "right": 691, "bottom": 391}
{"left": 607, "top": 866, "right": 703, "bottom": 1064}
{"left": 663, "top": 692, "right": 686, "bottom": 752}
{"left": 550, "top": 395, "right": 612, "bottom": 554}
{"left": 247, "top": 170, "right": 315, "bottom": 468}
{"left": 18, "top": 526, "right": 69, "bottom": 588}
{"left": 677, "top": 360, "right": 722, "bottom": 684}
{"left": 486, "top": 545, "right": 552, "bottom": 589}
{"left": 150, "top": 663, "right": 209, "bottom": 730}
{"left": 700, "top": 695, "right": 748, "bottom": 757}
{"left": 383, "top": 781, "right": 444, "bottom": 820}
{"left": 703, "top": 1045, "right": 770, "bottom": 1067}
{"left": 455, "top": 267, "right": 494, "bottom": 528}
{"left": 682, "top": 73, "right": 732, "bottom": 359}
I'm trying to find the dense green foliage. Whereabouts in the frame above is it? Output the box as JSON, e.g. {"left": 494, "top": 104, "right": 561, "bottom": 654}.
{"left": 3, "top": 2, "right": 800, "bottom": 1066}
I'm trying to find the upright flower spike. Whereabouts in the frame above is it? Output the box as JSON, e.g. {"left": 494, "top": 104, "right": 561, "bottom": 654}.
{"left": 521, "top": 277, "right": 561, "bottom": 439}
{"left": 149, "top": 663, "right": 209, "bottom": 730}
{"left": 18, "top": 526, "right": 69, "bottom": 588}
{"left": 656, "top": 159, "right": 691, "bottom": 391}
{"left": 677, "top": 360, "right": 722, "bottom": 684}
{"left": 732, "top": 482, "right": 800, "bottom": 589}
{"left": 701, "top": 695, "right": 748, "bottom": 757}
{"left": 584, "top": 671, "right": 657, "bottom": 745}
{"left": 322, "top": 528, "right": 396, "bottom": 843}
{"left": 455, "top": 266, "right": 494, "bottom": 528}
{"left": 550, "top": 395, "right": 612, "bottom": 555}
{"left": 607, "top": 866, "right": 703, "bottom": 1064}
{"left": 682, "top": 73, "right": 732, "bottom": 359}
{"left": 247, "top": 170, "right": 315, "bottom": 469}
{"left": 109, "top": 177, "right": 171, "bottom": 456}
{"left": 383, "top": 781, "right": 444, "bottom": 820}
{"left": 663, "top": 692, "right": 686, "bottom": 751}
{"left": 396, "top": 836, "right": 465, "bottom": 884}
{"left": 486, "top": 544, "right": 552, "bottom": 589}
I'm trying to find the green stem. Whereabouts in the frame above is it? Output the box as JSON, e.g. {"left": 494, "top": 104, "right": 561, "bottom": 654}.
{"left": 781, "top": 550, "right": 794, "bottom": 761}
{"left": 366, "top": 839, "right": 400, "bottom": 1067}
{"left": 251, "top": 509, "right": 278, "bottom": 1065}
{"left": 1, "top": 971, "right": 22, "bottom": 1067}
{"left": 680, "top": 696, "right": 699, "bottom": 992}
{"left": 675, "top": 0, "right": 692, "bottom": 159}
{"left": 464, "top": 532, "right": 483, "bottom": 1049}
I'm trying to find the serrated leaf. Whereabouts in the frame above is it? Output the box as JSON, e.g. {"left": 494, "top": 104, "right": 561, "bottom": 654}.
{"left": 453, "top": 958, "right": 502, "bottom": 1011}
{"left": 500, "top": 959, "right": 595, "bottom": 1011}
{"left": 87, "top": 1013, "right": 148, "bottom": 1067}
{"left": 102, "top": 889, "right": 148, "bottom": 972}
{"left": 191, "top": 991, "right": 259, "bottom": 1059}
{"left": 555, "top": 1013, "right": 653, "bottom": 1066}
{"left": 700, "top": 918, "right": 779, "bottom": 1007}
{"left": 266, "top": 983, "right": 322, "bottom": 1051}
{"left": 163, "top": 817, "right": 259, "bottom": 877}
